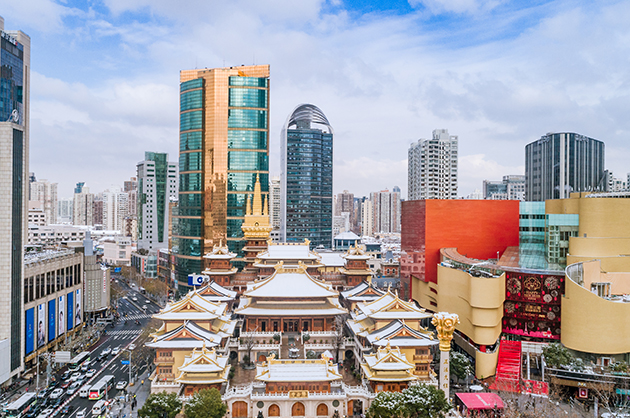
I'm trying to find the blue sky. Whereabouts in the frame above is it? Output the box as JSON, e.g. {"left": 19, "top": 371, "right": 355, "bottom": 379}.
{"left": 3, "top": 0, "right": 630, "bottom": 198}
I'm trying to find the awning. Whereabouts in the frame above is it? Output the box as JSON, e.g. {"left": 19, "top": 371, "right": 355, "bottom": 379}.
{"left": 456, "top": 393, "right": 505, "bottom": 410}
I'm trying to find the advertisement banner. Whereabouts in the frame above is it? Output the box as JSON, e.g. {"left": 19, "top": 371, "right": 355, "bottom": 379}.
{"left": 67, "top": 291, "right": 74, "bottom": 331}
{"left": 25, "top": 308, "right": 34, "bottom": 355}
{"left": 75, "top": 289, "right": 82, "bottom": 327}
{"left": 58, "top": 295, "right": 65, "bottom": 336}
{"left": 48, "top": 299, "right": 56, "bottom": 342}
{"left": 37, "top": 303, "right": 46, "bottom": 348}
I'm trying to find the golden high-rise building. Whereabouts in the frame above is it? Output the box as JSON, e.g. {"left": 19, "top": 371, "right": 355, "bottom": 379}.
{"left": 174, "top": 65, "right": 270, "bottom": 290}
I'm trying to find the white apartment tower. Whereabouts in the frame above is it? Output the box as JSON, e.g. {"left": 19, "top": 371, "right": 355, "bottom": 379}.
{"left": 369, "top": 189, "right": 401, "bottom": 234}
{"left": 408, "top": 129, "right": 458, "bottom": 200}
{"left": 102, "top": 188, "right": 128, "bottom": 232}
{"left": 269, "top": 176, "right": 281, "bottom": 231}
{"left": 137, "top": 152, "right": 178, "bottom": 251}
{"left": 73, "top": 183, "right": 94, "bottom": 226}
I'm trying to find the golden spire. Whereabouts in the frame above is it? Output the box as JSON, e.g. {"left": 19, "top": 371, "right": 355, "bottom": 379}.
{"left": 252, "top": 174, "right": 262, "bottom": 215}
{"left": 246, "top": 193, "right": 252, "bottom": 216}
{"left": 262, "top": 195, "right": 268, "bottom": 216}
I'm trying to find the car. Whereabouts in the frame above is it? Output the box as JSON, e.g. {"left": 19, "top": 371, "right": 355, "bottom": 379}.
{"left": 115, "top": 381, "right": 127, "bottom": 390}
{"left": 60, "top": 370, "right": 72, "bottom": 380}
{"left": 24, "top": 410, "right": 37, "bottom": 418}
{"left": 132, "top": 297, "right": 138, "bottom": 302}
{"left": 61, "top": 405, "right": 75, "bottom": 416}
{"left": 76, "top": 409, "right": 86, "bottom": 418}
{"left": 101, "top": 347, "right": 112, "bottom": 356}
{"left": 49, "top": 388, "right": 64, "bottom": 400}
{"left": 145, "top": 300, "right": 150, "bottom": 304}
{"left": 85, "top": 368, "right": 96, "bottom": 378}
{"left": 37, "top": 389, "right": 49, "bottom": 399}
{"left": 128, "top": 343, "right": 136, "bottom": 350}
{"left": 37, "top": 408, "right": 55, "bottom": 418}
{"left": 66, "top": 382, "right": 81, "bottom": 395}
{"left": 69, "top": 372, "right": 82, "bottom": 381}
{"left": 60, "top": 381, "right": 71, "bottom": 389}
{"left": 112, "top": 347, "right": 121, "bottom": 356}
{"left": 141, "top": 305, "right": 147, "bottom": 310}
{"left": 51, "top": 398, "right": 64, "bottom": 408}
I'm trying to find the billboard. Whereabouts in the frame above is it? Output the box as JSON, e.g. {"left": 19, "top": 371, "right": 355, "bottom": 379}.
{"left": 25, "top": 308, "right": 34, "bottom": 355}
{"left": 75, "top": 289, "right": 82, "bottom": 327}
{"left": 48, "top": 299, "right": 56, "bottom": 342}
{"left": 67, "top": 291, "right": 74, "bottom": 331}
{"left": 58, "top": 295, "right": 65, "bottom": 336}
{"left": 188, "top": 274, "right": 207, "bottom": 286}
{"left": 37, "top": 303, "right": 46, "bottom": 348}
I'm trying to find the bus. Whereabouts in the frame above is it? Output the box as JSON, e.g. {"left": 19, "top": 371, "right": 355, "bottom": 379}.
{"left": 3, "top": 393, "right": 38, "bottom": 418}
{"left": 89, "top": 375, "right": 114, "bottom": 400}
{"left": 91, "top": 400, "right": 107, "bottom": 415}
{"left": 68, "top": 351, "right": 91, "bottom": 371}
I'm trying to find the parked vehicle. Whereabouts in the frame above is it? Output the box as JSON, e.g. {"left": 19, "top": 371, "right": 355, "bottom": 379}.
{"left": 66, "top": 382, "right": 80, "bottom": 396}
{"left": 49, "top": 389, "right": 64, "bottom": 400}
{"left": 115, "top": 381, "right": 127, "bottom": 390}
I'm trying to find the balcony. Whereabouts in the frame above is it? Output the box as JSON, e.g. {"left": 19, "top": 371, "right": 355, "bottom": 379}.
{"left": 155, "top": 356, "right": 175, "bottom": 365}
{"left": 413, "top": 354, "right": 430, "bottom": 362}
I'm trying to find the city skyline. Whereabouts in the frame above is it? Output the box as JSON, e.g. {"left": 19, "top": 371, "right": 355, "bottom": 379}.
{"left": 5, "top": 0, "right": 630, "bottom": 199}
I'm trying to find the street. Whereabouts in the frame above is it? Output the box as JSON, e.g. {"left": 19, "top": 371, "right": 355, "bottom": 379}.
{"left": 31, "top": 279, "right": 160, "bottom": 418}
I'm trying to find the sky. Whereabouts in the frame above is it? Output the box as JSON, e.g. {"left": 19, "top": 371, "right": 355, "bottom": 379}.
{"left": 3, "top": 0, "right": 630, "bottom": 199}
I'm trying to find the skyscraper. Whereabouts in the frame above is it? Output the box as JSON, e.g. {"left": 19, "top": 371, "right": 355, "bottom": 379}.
{"left": 482, "top": 175, "right": 525, "bottom": 200}
{"left": 175, "top": 65, "right": 270, "bottom": 285}
{"left": 370, "top": 189, "right": 401, "bottom": 234}
{"left": 408, "top": 129, "right": 458, "bottom": 200}
{"left": 73, "top": 182, "right": 94, "bottom": 226}
{"left": 102, "top": 188, "right": 128, "bottom": 232}
{"left": 269, "top": 176, "right": 281, "bottom": 231}
{"left": 280, "top": 104, "right": 333, "bottom": 248}
{"left": 137, "top": 152, "right": 178, "bottom": 251}
{"left": 525, "top": 132, "right": 606, "bottom": 201}
{"left": 0, "top": 16, "right": 30, "bottom": 382}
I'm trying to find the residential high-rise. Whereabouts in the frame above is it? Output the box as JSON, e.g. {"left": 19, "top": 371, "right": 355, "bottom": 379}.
{"left": 360, "top": 199, "right": 373, "bottom": 237}
{"left": 280, "top": 104, "right": 333, "bottom": 248}
{"left": 124, "top": 177, "right": 138, "bottom": 220}
{"left": 30, "top": 179, "right": 57, "bottom": 224}
{"left": 0, "top": 16, "right": 30, "bottom": 383}
{"left": 408, "top": 129, "right": 458, "bottom": 200}
{"left": 525, "top": 132, "right": 606, "bottom": 201}
{"left": 57, "top": 198, "right": 73, "bottom": 223}
{"left": 370, "top": 189, "right": 401, "bottom": 234}
{"left": 482, "top": 175, "right": 525, "bottom": 200}
{"left": 73, "top": 182, "right": 94, "bottom": 226}
{"left": 102, "top": 188, "right": 129, "bottom": 232}
{"left": 137, "top": 152, "right": 178, "bottom": 251}
{"left": 175, "top": 65, "right": 270, "bottom": 285}
{"left": 335, "top": 190, "right": 355, "bottom": 230}
{"left": 269, "top": 176, "right": 281, "bottom": 231}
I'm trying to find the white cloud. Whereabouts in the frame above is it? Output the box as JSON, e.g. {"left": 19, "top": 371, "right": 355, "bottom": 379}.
{"left": 408, "top": 0, "right": 504, "bottom": 15}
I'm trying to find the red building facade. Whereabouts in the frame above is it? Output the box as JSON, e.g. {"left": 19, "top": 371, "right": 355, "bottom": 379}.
{"left": 400, "top": 200, "right": 520, "bottom": 298}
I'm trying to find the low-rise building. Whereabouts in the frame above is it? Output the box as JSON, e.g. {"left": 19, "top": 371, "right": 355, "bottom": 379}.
{"left": 102, "top": 237, "right": 133, "bottom": 266}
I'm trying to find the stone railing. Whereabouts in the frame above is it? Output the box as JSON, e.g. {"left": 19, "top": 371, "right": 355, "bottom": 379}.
{"left": 250, "top": 390, "right": 346, "bottom": 400}
{"left": 223, "top": 383, "right": 254, "bottom": 400}
{"left": 341, "top": 383, "right": 374, "bottom": 398}
{"left": 238, "top": 342, "right": 281, "bottom": 350}
{"left": 304, "top": 343, "right": 333, "bottom": 350}
{"left": 241, "top": 331, "right": 280, "bottom": 338}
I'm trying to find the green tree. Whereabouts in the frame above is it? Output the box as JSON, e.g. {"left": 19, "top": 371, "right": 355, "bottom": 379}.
{"left": 402, "top": 384, "right": 451, "bottom": 418}
{"left": 184, "top": 388, "right": 227, "bottom": 418}
{"left": 138, "top": 392, "right": 182, "bottom": 418}
{"left": 543, "top": 343, "right": 574, "bottom": 368}
{"left": 450, "top": 352, "right": 472, "bottom": 382}
{"left": 367, "top": 391, "right": 406, "bottom": 418}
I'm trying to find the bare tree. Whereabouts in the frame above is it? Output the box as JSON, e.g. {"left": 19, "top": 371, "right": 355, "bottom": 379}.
{"left": 332, "top": 315, "right": 347, "bottom": 363}
{"left": 241, "top": 328, "right": 258, "bottom": 367}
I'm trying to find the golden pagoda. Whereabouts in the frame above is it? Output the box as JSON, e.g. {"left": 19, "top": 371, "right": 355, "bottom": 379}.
{"left": 241, "top": 174, "right": 273, "bottom": 270}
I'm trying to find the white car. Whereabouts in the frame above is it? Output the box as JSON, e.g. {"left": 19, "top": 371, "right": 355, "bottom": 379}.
{"left": 66, "top": 382, "right": 81, "bottom": 395}
{"left": 141, "top": 305, "right": 147, "bottom": 310}
{"left": 69, "top": 372, "right": 82, "bottom": 381}
{"left": 128, "top": 343, "right": 136, "bottom": 350}
{"left": 145, "top": 300, "right": 150, "bottom": 304}
{"left": 115, "top": 381, "right": 127, "bottom": 390}
{"left": 132, "top": 297, "right": 138, "bottom": 302}
{"left": 112, "top": 347, "right": 121, "bottom": 356}
{"left": 49, "top": 388, "right": 64, "bottom": 399}
{"left": 85, "top": 368, "right": 96, "bottom": 378}
{"left": 37, "top": 408, "right": 55, "bottom": 418}
{"left": 101, "top": 347, "right": 112, "bottom": 356}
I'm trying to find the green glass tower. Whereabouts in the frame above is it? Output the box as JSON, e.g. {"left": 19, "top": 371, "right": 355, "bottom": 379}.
{"left": 174, "top": 65, "right": 270, "bottom": 289}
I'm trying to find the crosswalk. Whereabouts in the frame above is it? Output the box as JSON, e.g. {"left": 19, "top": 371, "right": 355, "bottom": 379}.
{"left": 121, "top": 313, "right": 152, "bottom": 320}
{"left": 108, "top": 329, "right": 142, "bottom": 336}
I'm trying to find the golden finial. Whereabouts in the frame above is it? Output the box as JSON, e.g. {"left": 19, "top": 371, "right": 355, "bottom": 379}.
{"left": 262, "top": 195, "right": 268, "bottom": 216}
{"left": 252, "top": 174, "right": 262, "bottom": 215}
{"left": 274, "top": 261, "right": 284, "bottom": 271}
{"left": 431, "top": 312, "right": 460, "bottom": 351}
{"left": 368, "top": 275, "right": 372, "bottom": 286}
{"left": 245, "top": 194, "right": 251, "bottom": 216}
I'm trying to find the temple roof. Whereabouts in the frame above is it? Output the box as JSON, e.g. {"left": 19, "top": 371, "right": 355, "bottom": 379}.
{"left": 256, "top": 241, "right": 322, "bottom": 261}
{"left": 353, "top": 291, "right": 431, "bottom": 321}
{"left": 243, "top": 262, "right": 338, "bottom": 299}
{"left": 255, "top": 355, "right": 342, "bottom": 382}
{"left": 365, "top": 320, "right": 436, "bottom": 347}
{"left": 318, "top": 252, "right": 345, "bottom": 267}
{"left": 340, "top": 279, "right": 384, "bottom": 302}
{"left": 196, "top": 281, "right": 237, "bottom": 303}
{"left": 154, "top": 290, "right": 230, "bottom": 321}
{"left": 341, "top": 243, "right": 372, "bottom": 261}
{"left": 146, "top": 321, "right": 224, "bottom": 349}
{"left": 174, "top": 345, "right": 230, "bottom": 384}
{"left": 361, "top": 342, "right": 417, "bottom": 382}
{"left": 236, "top": 298, "right": 346, "bottom": 317}
{"left": 203, "top": 241, "right": 237, "bottom": 259}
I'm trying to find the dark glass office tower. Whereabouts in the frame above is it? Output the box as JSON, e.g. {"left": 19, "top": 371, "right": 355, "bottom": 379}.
{"left": 280, "top": 104, "right": 333, "bottom": 249}
{"left": 525, "top": 132, "right": 605, "bottom": 201}
{"left": 174, "top": 65, "right": 270, "bottom": 288}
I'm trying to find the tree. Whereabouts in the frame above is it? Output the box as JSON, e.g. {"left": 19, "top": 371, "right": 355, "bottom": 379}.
{"left": 367, "top": 391, "right": 406, "bottom": 418}
{"left": 402, "top": 384, "right": 450, "bottom": 418}
{"left": 138, "top": 391, "right": 182, "bottom": 418}
{"left": 332, "top": 315, "right": 346, "bottom": 363}
{"left": 450, "top": 352, "right": 472, "bottom": 382}
{"left": 184, "top": 388, "right": 227, "bottom": 418}
{"left": 542, "top": 343, "right": 574, "bottom": 369}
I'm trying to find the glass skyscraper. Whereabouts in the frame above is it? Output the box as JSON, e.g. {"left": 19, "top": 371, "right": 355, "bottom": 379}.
{"left": 525, "top": 132, "right": 606, "bottom": 201}
{"left": 280, "top": 104, "right": 333, "bottom": 249}
{"left": 175, "top": 65, "right": 270, "bottom": 288}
